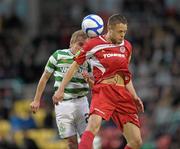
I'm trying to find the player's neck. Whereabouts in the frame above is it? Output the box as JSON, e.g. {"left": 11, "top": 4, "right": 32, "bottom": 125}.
{"left": 105, "top": 33, "right": 123, "bottom": 45}
{"left": 104, "top": 33, "right": 112, "bottom": 43}
{"left": 105, "top": 33, "right": 118, "bottom": 44}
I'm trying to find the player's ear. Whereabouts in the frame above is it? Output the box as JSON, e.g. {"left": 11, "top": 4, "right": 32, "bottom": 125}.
{"left": 108, "top": 24, "right": 114, "bottom": 32}
{"left": 107, "top": 25, "right": 111, "bottom": 31}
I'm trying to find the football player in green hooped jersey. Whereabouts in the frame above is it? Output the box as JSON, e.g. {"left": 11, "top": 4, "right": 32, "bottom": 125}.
{"left": 30, "top": 30, "right": 92, "bottom": 149}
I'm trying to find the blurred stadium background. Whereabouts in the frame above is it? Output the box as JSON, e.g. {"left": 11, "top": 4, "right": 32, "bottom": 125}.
{"left": 0, "top": 0, "right": 179, "bottom": 149}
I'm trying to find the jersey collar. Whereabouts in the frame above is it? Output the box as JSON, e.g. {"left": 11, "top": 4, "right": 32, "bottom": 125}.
{"left": 99, "top": 35, "right": 124, "bottom": 46}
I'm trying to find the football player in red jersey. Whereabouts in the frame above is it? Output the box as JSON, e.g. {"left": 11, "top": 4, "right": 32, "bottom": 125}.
{"left": 53, "top": 14, "right": 144, "bottom": 149}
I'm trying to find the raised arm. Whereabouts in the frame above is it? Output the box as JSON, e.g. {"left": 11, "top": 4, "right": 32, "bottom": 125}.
{"left": 52, "top": 61, "right": 80, "bottom": 104}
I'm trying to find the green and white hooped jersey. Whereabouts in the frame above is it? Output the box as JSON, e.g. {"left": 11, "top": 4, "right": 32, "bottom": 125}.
{"left": 45, "top": 49, "right": 91, "bottom": 100}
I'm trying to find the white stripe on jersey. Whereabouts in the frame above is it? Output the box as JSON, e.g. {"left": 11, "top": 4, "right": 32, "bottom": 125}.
{"left": 54, "top": 71, "right": 85, "bottom": 79}
{"left": 89, "top": 57, "right": 105, "bottom": 74}
{"left": 54, "top": 81, "right": 89, "bottom": 89}
{"left": 86, "top": 41, "right": 125, "bottom": 58}
{"left": 99, "top": 36, "right": 125, "bottom": 46}
{"left": 45, "top": 67, "right": 54, "bottom": 73}
{"left": 49, "top": 55, "right": 57, "bottom": 65}
{"left": 99, "top": 36, "right": 107, "bottom": 42}
{"left": 57, "top": 54, "right": 73, "bottom": 59}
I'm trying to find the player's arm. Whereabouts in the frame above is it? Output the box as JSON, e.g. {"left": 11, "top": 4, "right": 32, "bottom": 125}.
{"left": 125, "top": 53, "right": 137, "bottom": 98}
{"left": 125, "top": 80, "right": 138, "bottom": 99}
{"left": 126, "top": 53, "right": 144, "bottom": 113}
{"left": 82, "top": 70, "right": 94, "bottom": 88}
{"left": 85, "top": 77, "right": 94, "bottom": 88}
{"left": 53, "top": 61, "right": 80, "bottom": 104}
{"left": 126, "top": 78, "right": 144, "bottom": 113}
{"left": 30, "top": 71, "right": 52, "bottom": 113}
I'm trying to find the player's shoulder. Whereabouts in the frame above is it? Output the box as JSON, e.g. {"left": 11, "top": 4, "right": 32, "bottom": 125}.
{"left": 124, "top": 39, "right": 132, "bottom": 54}
{"left": 53, "top": 49, "right": 69, "bottom": 55}
{"left": 56, "top": 49, "right": 69, "bottom": 53}
{"left": 86, "top": 36, "right": 104, "bottom": 45}
{"left": 50, "top": 49, "right": 69, "bottom": 58}
{"left": 124, "top": 39, "right": 132, "bottom": 49}
{"left": 84, "top": 35, "right": 107, "bottom": 49}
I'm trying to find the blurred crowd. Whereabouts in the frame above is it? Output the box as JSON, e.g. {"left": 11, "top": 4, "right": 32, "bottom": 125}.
{"left": 0, "top": 0, "right": 180, "bottom": 149}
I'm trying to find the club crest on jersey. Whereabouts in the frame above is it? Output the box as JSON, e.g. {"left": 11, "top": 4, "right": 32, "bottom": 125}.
{"left": 120, "top": 46, "right": 125, "bottom": 53}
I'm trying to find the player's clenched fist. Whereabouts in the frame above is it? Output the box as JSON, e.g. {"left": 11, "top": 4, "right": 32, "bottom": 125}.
{"left": 52, "top": 88, "right": 64, "bottom": 105}
{"left": 30, "top": 100, "right": 40, "bottom": 114}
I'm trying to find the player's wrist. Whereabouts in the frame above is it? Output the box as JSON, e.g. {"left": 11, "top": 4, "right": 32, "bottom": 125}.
{"left": 133, "top": 94, "right": 139, "bottom": 100}
{"left": 57, "top": 86, "right": 65, "bottom": 94}
{"left": 34, "top": 99, "right": 40, "bottom": 103}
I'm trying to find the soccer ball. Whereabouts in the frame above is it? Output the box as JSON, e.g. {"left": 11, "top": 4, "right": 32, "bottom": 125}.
{"left": 81, "top": 14, "right": 104, "bottom": 37}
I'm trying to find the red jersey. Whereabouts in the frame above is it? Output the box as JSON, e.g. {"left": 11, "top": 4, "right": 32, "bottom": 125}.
{"left": 74, "top": 35, "right": 132, "bottom": 84}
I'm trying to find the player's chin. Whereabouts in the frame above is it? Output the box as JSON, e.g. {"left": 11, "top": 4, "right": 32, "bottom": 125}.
{"left": 114, "top": 39, "right": 122, "bottom": 44}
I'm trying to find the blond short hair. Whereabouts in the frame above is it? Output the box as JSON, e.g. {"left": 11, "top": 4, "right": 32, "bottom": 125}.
{"left": 70, "top": 30, "right": 88, "bottom": 46}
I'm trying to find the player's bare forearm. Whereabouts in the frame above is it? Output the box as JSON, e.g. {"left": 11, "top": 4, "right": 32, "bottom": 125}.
{"left": 88, "top": 79, "right": 94, "bottom": 88}
{"left": 53, "top": 61, "right": 80, "bottom": 103}
{"left": 58, "top": 61, "right": 79, "bottom": 91}
{"left": 82, "top": 70, "right": 94, "bottom": 88}
{"left": 85, "top": 78, "right": 94, "bottom": 88}
{"left": 125, "top": 80, "right": 138, "bottom": 99}
{"left": 126, "top": 79, "right": 144, "bottom": 113}
{"left": 31, "top": 71, "right": 51, "bottom": 113}
{"left": 34, "top": 71, "right": 51, "bottom": 102}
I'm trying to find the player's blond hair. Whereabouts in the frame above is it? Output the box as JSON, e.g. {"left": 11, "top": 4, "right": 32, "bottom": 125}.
{"left": 70, "top": 30, "right": 88, "bottom": 46}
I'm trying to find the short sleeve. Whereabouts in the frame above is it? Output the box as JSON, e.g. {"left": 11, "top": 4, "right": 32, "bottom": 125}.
{"left": 74, "top": 41, "right": 91, "bottom": 65}
{"left": 125, "top": 40, "right": 132, "bottom": 63}
{"left": 74, "top": 49, "right": 86, "bottom": 65}
{"left": 45, "top": 51, "right": 58, "bottom": 73}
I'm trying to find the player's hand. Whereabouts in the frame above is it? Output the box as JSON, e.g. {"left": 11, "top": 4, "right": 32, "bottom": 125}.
{"left": 52, "top": 88, "right": 64, "bottom": 105}
{"left": 30, "top": 100, "right": 40, "bottom": 114}
{"left": 82, "top": 70, "right": 90, "bottom": 82}
{"left": 134, "top": 96, "right": 144, "bottom": 113}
